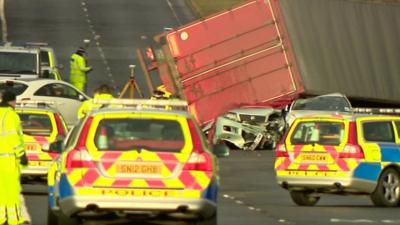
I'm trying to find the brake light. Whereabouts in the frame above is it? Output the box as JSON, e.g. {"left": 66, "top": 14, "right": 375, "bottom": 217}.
{"left": 276, "top": 129, "right": 289, "bottom": 157}
{"left": 276, "top": 143, "right": 289, "bottom": 157}
{"left": 54, "top": 113, "right": 66, "bottom": 136}
{"left": 339, "top": 122, "right": 364, "bottom": 159}
{"left": 183, "top": 120, "right": 212, "bottom": 171}
{"left": 66, "top": 148, "right": 95, "bottom": 168}
{"left": 66, "top": 117, "right": 95, "bottom": 168}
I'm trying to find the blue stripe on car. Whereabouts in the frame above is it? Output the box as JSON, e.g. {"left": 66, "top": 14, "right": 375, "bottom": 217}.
{"left": 201, "top": 178, "right": 218, "bottom": 202}
{"left": 59, "top": 174, "right": 73, "bottom": 199}
{"left": 379, "top": 143, "right": 400, "bottom": 162}
{"left": 353, "top": 163, "right": 381, "bottom": 182}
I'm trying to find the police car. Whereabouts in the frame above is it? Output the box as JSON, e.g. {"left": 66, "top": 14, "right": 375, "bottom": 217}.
{"left": 275, "top": 111, "right": 400, "bottom": 207}
{"left": 17, "top": 100, "right": 68, "bottom": 181}
{"left": 47, "top": 99, "right": 229, "bottom": 225}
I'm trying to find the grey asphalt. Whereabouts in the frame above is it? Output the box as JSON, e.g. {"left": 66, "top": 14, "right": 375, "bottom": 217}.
{"left": 6, "top": 0, "right": 195, "bottom": 97}
{"left": 23, "top": 151, "right": 400, "bottom": 225}
{"left": 6, "top": 1, "right": 400, "bottom": 225}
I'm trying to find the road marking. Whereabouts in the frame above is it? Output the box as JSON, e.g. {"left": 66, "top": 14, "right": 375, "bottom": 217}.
{"left": 79, "top": 0, "right": 117, "bottom": 90}
{"left": 331, "top": 218, "right": 375, "bottom": 223}
{"left": 165, "top": 0, "right": 182, "bottom": 25}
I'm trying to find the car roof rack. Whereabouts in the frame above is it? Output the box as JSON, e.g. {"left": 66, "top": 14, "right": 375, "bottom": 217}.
{"left": 353, "top": 107, "right": 400, "bottom": 115}
{"left": 16, "top": 100, "right": 55, "bottom": 109}
{"left": 0, "top": 41, "right": 48, "bottom": 48}
{"left": 93, "top": 99, "right": 188, "bottom": 111}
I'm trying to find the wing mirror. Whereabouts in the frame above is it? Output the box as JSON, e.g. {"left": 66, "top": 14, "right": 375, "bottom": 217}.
{"left": 42, "top": 136, "right": 64, "bottom": 153}
{"left": 212, "top": 143, "right": 230, "bottom": 158}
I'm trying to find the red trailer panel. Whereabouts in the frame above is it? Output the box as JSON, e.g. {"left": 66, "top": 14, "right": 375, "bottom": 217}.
{"left": 156, "top": 0, "right": 303, "bottom": 125}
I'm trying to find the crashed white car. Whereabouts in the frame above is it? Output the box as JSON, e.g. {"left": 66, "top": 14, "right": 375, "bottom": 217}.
{"left": 212, "top": 107, "right": 285, "bottom": 151}
{"left": 285, "top": 93, "right": 353, "bottom": 126}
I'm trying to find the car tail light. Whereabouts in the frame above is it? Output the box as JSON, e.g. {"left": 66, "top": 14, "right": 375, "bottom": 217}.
{"left": 339, "top": 122, "right": 364, "bottom": 159}
{"left": 276, "top": 143, "right": 289, "bottom": 157}
{"left": 66, "top": 148, "right": 95, "bottom": 168}
{"left": 54, "top": 113, "right": 66, "bottom": 136}
{"left": 183, "top": 120, "right": 212, "bottom": 171}
{"left": 66, "top": 117, "right": 95, "bottom": 168}
{"left": 276, "top": 129, "right": 289, "bottom": 157}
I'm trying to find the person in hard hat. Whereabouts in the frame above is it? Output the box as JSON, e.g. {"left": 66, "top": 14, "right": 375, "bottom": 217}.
{"left": 77, "top": 84, "right": 114, "bottom": 119}
{"left": 0, "top": 91, "right": 31, "bottom": 225}
{"left": 69, "top": 47, "right": 92, "bottom": 93}
{"left": 151, "top": 85, "right": 172, "bottom": 100}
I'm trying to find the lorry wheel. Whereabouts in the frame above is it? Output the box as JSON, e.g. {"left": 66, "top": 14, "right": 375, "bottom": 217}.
{"left": 47, "top": 205, "right": 58, "bottom": 225}
{"left": 290, "top": 191, "right": 320, "bottom": 206}
{"left": 371, "top": 168, "right": 400, "bottom": 207}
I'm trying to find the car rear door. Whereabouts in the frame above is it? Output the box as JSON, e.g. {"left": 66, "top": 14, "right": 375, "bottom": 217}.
{"left": 78, "top": 113, "right": 212, "bottom": 198}
{"left": 276, "top": 118, "right": 358, "bottom": 176}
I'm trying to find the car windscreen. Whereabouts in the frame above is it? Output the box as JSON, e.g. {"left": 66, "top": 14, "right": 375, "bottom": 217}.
{"left": 290, "top": 121, "right": 345, "bottom": 146}
{"left": 19, "top": 113, "right": 53, "bottom": 137}
{"left": 291, "top": 96, "right": 351, "bottom": 112}
{"left": 0, "top": 52, "right": 37, "bottom": 75}
{"left": 95, "top": 118, "right": 185, "bottom": 152}
{"left": 0, "top": 82, "right": 28, "bottom": 95}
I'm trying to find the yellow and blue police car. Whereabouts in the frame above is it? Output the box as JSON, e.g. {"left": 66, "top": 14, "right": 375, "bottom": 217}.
{"left": 275, "top": 112, "right": 400, "bottom": 207}
{"left": 17, "top": 100, "right": 68, "bottom": 182}
{"left": 47, "top": 99, "right": 229, "bottom": 225}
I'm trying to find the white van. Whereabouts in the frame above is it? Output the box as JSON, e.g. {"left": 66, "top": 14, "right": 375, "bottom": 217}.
{"left": 0, "top": 42, "right": 41, "bottom": 80}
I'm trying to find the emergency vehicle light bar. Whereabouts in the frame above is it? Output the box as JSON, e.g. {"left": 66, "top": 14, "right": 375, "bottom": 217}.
{"left": 353, "top": 107, "right": 400, "bottom": 115}
{"left": 93, "top": 99, "right": 188, "bottom": 110}
{"left": 16, "top": 100, "right": 55, "bottom": 108}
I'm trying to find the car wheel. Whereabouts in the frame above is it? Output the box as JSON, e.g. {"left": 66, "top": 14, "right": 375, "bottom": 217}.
{"left": 290, "top": 190, "right": 320, "bottom": 206}
{"left": 47, "top": 205, "right": 58, "bottom": 225}
{"left": 371, "top": 168, "right": 400, "bottom": 207}
{"left": 194, "top": 214, "right": 217, "bottom": 225}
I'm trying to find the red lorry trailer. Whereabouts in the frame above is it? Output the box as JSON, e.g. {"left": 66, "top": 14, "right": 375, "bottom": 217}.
{"left": 143, "top": 0, "right": 400, "bottom": 126}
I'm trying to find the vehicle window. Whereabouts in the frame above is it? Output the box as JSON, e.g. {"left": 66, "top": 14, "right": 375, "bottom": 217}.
{"left": 0, "top": 82, "right": 28, "bottom": 95}
{"left": 34, "top": 83, "right": 80, "bottom": 100}
{"left": 40, "top": 51, "right": 50, "bottom": 67}
{"left": 0, "top": 52, "right": 37, "bottom": 74}
{"left": 19, "top": 113, "right": 52, "bottom": 136}
{"left": 291, "top": 96, "right": 351, "bottom": 112}
{"left": 291, "top": 121, "right": 344, "bottom": 146}
{"left": 363, "top": 121, "right": 394, "bottom": 143}
{"left": 64, "top": 120, "right": 83, "bottom": 149}
{"left": 94, "top": 118, "right": 185, "bottom": 152}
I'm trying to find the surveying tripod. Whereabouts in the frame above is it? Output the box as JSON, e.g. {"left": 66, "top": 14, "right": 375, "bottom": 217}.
{"left": 119, "top": 65, "right": 143, "bottom": 99}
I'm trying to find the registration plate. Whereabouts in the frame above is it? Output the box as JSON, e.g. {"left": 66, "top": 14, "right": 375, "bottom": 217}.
{"left": 116, "top": 163, "right": 162, "bottom": 174}
{"left": 100, "top": 189, "right": 176, "bottom": 197}
{"left": 299, "top": 153, "right": 330, "bottom": 163}
{"left": 29, "top": 161, "right": 51, "bottom": 167}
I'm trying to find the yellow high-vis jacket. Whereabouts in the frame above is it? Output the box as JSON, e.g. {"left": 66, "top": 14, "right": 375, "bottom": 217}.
{"left": 77, "top": 93, "right": 114, "bottom": 119}
{"left": 70, "top": 53, "right": 91, "bottom": 83}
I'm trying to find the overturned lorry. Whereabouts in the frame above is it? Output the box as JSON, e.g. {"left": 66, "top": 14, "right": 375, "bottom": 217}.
{"left": 139, "top": 0, "right": 400, "bottom": 149}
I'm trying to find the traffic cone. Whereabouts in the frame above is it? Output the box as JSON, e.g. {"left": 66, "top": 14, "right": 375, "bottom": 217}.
{"left": 97, "top": 127, "right": 108, "bottom": 149}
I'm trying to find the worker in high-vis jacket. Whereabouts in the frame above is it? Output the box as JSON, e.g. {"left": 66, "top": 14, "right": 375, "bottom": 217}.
{"left": 70, "top": 47, "right": 92, "bottom": 93}
{"left": 77, "top": 84, "right": 114, "bottom": 119}
{"left": 0, "top": 91, "right": 30, "bottom": 225}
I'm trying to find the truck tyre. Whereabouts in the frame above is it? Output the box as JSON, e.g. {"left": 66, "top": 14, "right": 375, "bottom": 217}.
{"left": 290, "top": 191, "right": 320, "bottom": 206}
{"left": 47, "top": 205, "right": 58, "bottom": 225}
{"left": 371, "top": 168, "right": 400, "bottom": 207}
